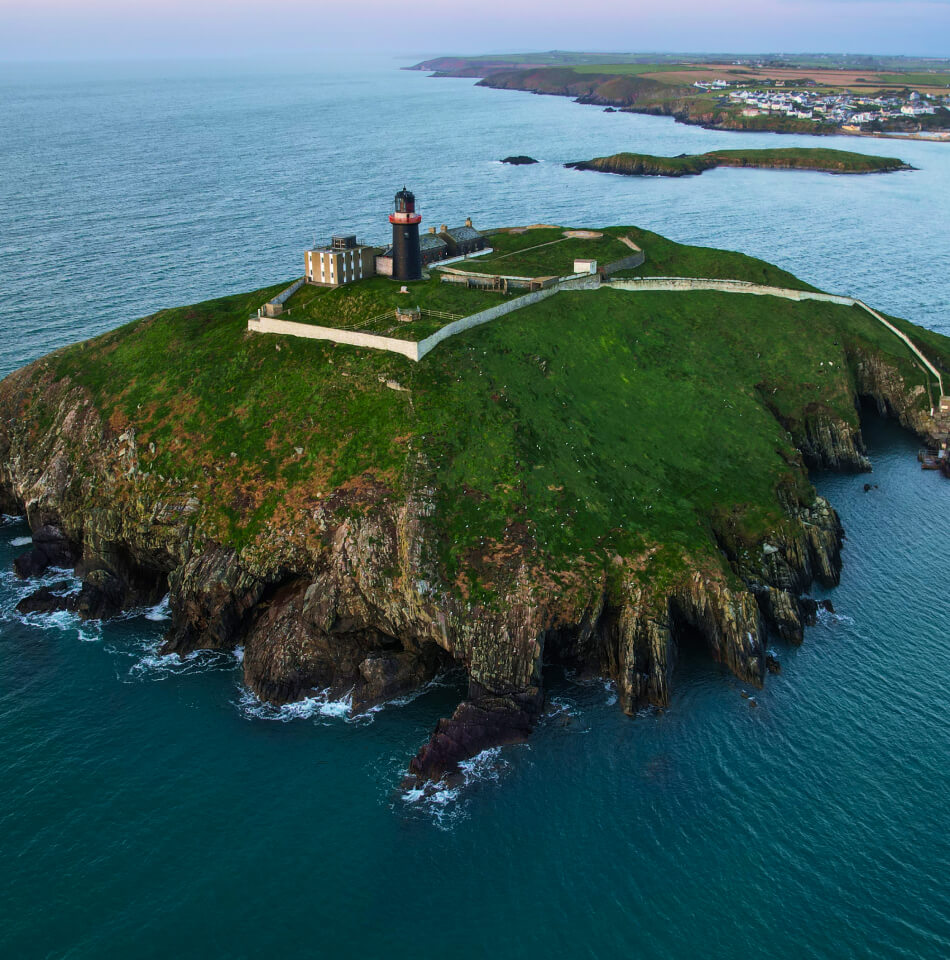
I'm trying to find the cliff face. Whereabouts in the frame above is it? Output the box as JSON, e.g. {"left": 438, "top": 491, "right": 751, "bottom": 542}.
{"left": 475, "top": 69, "right": 839, "bottom": 136}
{"left": 2, "top": 249, "right": 946, "bottom": 784}
{"left": 0, "top": 360, "right": 880, "bottom": 780}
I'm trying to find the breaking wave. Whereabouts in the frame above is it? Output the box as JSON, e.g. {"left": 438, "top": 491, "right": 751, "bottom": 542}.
{"left": 121, "top": 637, "right": 243, "bottom": 681}
{"left": 400, "top": 746, "right": 511, "bottom": 828}
{"left": 0, "top": 566, "right": 83, "bottom": 624}
{"left": 235, "top": 685, "right": 363, "bottom": 723}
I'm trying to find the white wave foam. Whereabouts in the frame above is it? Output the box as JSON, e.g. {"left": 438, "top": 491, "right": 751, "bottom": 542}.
{"left": 603, "top": 679, "right": 618, "bottom": 706}
{"left": 371, "top": 671, "right": 462, "bottom": 713}
{"left": 123, "top": 638, "right": 239, "bottom": 680}
{"left": 233, "top": 645, "right": 245, "bottom": 663}
{"left": 816, "top": 607, "right": 856, "bottom": 627}
{"left": 78, "top": 624, "right": 103, "bottom": 643}
{"left": 400, "top": 746, "right": 510, "bottom": 828}
{"left": 113, "top": 593, "right": 172, "bottom": 623}
{"left": 143, "top": 595, "right": 171, "bottom": 621}
{"left": 1, "top": 514, "right": 25, "bottom": 526}
{"left": 546, "top": 695, "right": 582, "bottom": 718}
{"left": 235, "top": 685, "right": 370, "bottom": 724}
{"left": 9, "top": 536, "right": 32, "bottom": 547}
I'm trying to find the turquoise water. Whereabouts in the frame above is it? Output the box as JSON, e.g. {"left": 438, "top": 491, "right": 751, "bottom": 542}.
{"left": 1, "top": 58, "right": 949, "bottom": 959}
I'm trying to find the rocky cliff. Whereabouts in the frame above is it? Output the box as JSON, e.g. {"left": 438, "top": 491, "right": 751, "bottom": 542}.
{"left": 2, "top": 236, "right": 947, "bottom": 784}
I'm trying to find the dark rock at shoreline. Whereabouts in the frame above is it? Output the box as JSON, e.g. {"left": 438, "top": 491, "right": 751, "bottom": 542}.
{"left": 766, "top": 653, "right": 782, "bottom": 674}
{"left": 13, "top": 525, "right": 79, "bottom": 578}
{"left": 16, "top": 584, "right": 78, "bottom": 615}
{"left": 603, "top": 107, "right": 616, "bottom": 113}
{"left": 408, "top": 689, "right": 541, "bottom": 781}
{"left": 74, "top": 568, "right": 129, "bottom": 620}
{"left": 501, "top": 155, "right": 538, "bottom": 165}
{"left": 801, "top": 597, "right": 836, "bottom": 626}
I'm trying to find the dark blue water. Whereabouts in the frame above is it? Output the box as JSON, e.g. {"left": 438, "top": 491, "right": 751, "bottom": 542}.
{"left": 2, "top": 58, "right": 949, "bottom": 959}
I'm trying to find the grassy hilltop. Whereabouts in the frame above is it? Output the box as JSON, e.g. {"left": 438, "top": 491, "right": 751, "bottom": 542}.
{"left": 26, "top": 226, "right": 948, "bottom": 595}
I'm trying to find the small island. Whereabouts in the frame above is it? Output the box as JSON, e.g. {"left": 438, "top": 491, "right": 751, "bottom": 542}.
{"left": 501, "top": 155, "right": 538, "bottom": 165}
{"left": 567, "top": 147, "right": 912, "bottom": 178}
{"left": 3, "top": 188, "right": 949, "bottom": 788}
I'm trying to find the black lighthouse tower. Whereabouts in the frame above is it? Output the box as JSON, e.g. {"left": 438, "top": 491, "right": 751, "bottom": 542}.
{"left": 389, "top": 187, "right": 422, "bottom": 281}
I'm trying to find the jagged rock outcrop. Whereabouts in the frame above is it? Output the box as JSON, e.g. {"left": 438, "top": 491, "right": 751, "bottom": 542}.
{"left": 0, "top": 363, "right": 848, "bottom": 779}
{"left": 854, "top": 350, "right": 943, "bottom": 443}
{"left": 796, "top": 413, "right": 871, "bottom": 471}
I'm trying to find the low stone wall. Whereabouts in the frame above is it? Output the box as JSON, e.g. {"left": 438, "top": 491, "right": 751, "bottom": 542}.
{"left": 606, "top": 276, "right": 853, "bottom": 305}
{"left": 435, "top": 247, "right": 495, "bottom": 268}
{"left": 854, "top": 299, "right": 945, "bottom": 397}
{"left": 247, "top": 317, "right": 420, "bottom": 361}
{"left": 602, "top": 250, "right": 646, "bottom": 276}
{"left": 247, "top": 273, "right": 945, "bottom": 394}
{"left": 417, "top": 286, "right": 560, "bottom": 359}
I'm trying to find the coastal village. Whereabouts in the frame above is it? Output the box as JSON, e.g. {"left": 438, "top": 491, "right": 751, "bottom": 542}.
{"left": 712, "top": 83, "right": 950, "bottom": 134}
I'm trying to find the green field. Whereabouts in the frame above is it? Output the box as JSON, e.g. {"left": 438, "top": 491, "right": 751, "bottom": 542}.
{"left": 874, "top": 73, "right": 950, "bottom": 88}
{"left": 444, "top": 227, "right": 637, "bottom": 278}
{"left": 570, "top": 63, "right": 702, "bottom": 76}
{"left": 35, "top": 227, "right": 949, "bottom": 591}
{"left": 279, "top": 274, "right": 514, "bottom": 340}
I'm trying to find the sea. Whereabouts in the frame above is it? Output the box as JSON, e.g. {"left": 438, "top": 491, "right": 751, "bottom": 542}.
{"left": 1, "top": 55, "right": 949, "bottom": 959}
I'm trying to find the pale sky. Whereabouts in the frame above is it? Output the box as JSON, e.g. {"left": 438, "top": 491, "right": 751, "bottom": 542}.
{"left": 0, "top": 0, "right": 947, "bottom": 61}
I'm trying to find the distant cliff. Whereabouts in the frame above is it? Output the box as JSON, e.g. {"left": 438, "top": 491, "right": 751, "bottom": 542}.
{"left": 456, "top": 65, "right": 843, "bottom": 136}
{"left": 2, "top": 225, "right": 947, "bottom": 785}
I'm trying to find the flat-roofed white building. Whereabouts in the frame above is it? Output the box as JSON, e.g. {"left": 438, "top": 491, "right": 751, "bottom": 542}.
{"left": 306, "top": 234, "right": 376, "bottom": 287}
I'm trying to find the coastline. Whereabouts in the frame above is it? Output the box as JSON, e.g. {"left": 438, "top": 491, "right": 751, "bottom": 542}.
{"left": 406, "top": 60, "right": 950, "bottom": 143}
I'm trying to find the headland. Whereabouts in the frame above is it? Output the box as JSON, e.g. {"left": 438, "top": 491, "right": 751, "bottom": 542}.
{"left": 3, "top": 187, "right": 949, "bottom": 788}
{"left": 409, "top": 52, "right": 950, "bottom": 140}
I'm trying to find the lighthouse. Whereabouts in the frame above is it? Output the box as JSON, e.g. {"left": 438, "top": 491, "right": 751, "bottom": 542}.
{"left": 389, "top": 187, "right": 422, "bottom": 281}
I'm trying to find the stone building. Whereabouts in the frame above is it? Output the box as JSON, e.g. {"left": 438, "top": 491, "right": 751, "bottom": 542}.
{"left": 438, "top": 220, "right": 486, "bottom": 257}
{"left": 305, "top": 234, "right": 376, "bottom": 287}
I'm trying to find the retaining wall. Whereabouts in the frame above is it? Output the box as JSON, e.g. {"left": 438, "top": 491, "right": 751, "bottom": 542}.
{"left": 602, "top": 251, "right": 646, "bottom": 276}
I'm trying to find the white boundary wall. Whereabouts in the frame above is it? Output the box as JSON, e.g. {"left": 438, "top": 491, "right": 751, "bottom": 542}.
{"left": 248, "top": 317, "right": 421, "bottom": 360}
{"left": 416, "top": 286, "right": 560, "bottom": 358}
{"left": 608, "top": 278, "right": 943, "bottom": 396}
{"left": 246, "top": 274, "right": 945, "bottom": 398}
{"left": 607, "top": 276, "right": 853, "bottom": 306}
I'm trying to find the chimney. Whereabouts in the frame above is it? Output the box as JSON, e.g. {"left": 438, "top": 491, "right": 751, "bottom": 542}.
{"left": 465, "top": 217, "right": 473, "bottom": 228}
{"left": 428, "top": 226, "right": 436, "bottom": 234}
